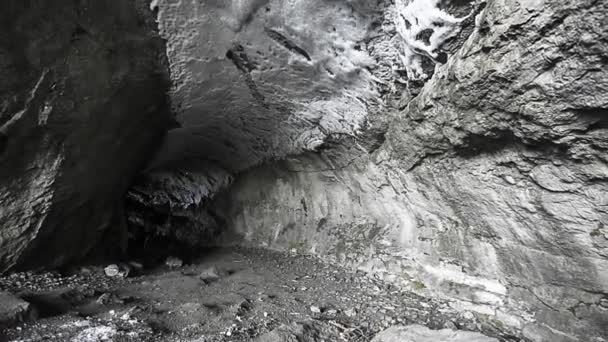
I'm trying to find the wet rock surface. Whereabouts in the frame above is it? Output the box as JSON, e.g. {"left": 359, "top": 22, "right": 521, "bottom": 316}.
{"left": 0, "top": 248, "right": 510, "bottom": 342}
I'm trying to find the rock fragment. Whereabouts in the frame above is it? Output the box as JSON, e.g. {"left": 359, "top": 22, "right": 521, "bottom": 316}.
{"left": 0, "top": 291, "right": 35, "bottom": 328}
{"left": 199, "top": 266, "right": 221, "bottom": 283}
{"left": 104, "top": 265, "right": 120, "bottom": 277}
{"left": 344, "top": 308, "right": 357, "bottom": 317}
{"left": 103, "top": 264, "right": 130, "bottom": 278}
{"left": 165, "top": 256, "right": 183, "bottom": 268}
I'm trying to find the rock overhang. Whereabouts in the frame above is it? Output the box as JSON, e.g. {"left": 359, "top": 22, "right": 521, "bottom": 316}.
{"left": 148, "top": 0, "right": 392, "bottom": 172}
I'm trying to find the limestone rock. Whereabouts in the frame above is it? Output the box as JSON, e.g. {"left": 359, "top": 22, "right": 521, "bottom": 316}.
{"left": 148, "top": 0, "right": 405, "bottom": 172}
{"left": 0, "top": 291, "right": 35, "bottom": 328}
{"left": 371, "top": 325, "right": 498, "bottom": 342}
{"left": 0, "top": 0, "right": 171, "bottom": 272}
{"left": 206, "top": 0, "right": 608, "bottom": 341}
{"left": 199, "top": 266, "right": 221, "bottom": 284}
{"left": 254, "top": 320, "right": 340, "bottom": 342}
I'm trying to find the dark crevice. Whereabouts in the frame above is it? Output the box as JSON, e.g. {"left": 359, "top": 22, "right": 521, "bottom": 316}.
{"left": 70, "top": 25, "right": 88, "bottom": 43}
{"left": 455, "top": 130, "right": 519, "bottom": 158}
{"left": 416, "top": 29, "right": 434, "bottom": 46}
{"left": 572, "top": 107, "right": 608, "bottom": 130}
{"left": 226, "top": 44, "right": 268, "bottom": 108}
{"left": 264, "top": 28, "right": 312, "bottom": 61}
{"left": 226, "top": 44, "right": 257, "bottom": 73}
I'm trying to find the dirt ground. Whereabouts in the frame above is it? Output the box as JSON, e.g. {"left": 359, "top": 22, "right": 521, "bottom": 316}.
{"left": 0, "top": 248, "right": 517, "bottom": 342}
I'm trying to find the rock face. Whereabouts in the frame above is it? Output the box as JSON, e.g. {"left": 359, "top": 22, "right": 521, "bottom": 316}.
{"left": 371, "top": 325, "right": 498, "bottom": 342}
{"left": 203, "top": 0, "right": 608, "bottom": 341}
{"left": 148, "top": 0, "right": 403, "bottom": 172}
{"left": 2, "top": 0, "right": 606, "bottom": 341}
{"left": 130, "top": 0, "right": 484, "bottom": 246}
{"left": 254, "top": 320, "right": 341, "bottom": 342}
{"left": 0, "top": 1, "right": 171, "bottom": 272}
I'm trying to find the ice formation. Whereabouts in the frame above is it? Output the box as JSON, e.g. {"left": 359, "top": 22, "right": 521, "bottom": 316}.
{"left": 394, "top": 0, "right": 472, "bottom": 80}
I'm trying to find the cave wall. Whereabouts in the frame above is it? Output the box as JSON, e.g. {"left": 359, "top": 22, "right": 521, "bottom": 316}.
{"left": 1, "top": 0, "right": 603, "bottom": 340}
{"left": 0, "top": 0, "right": 171, "bottom": 272}
{"left": 210, "top": 0, "right": 608, "bottom": 341}
{"left": 148, "top": 0, "right": 390, "bottom": 172}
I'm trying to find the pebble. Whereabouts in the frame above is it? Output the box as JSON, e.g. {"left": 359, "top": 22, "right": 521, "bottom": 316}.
{"left": 443, "top": 321, "right": 457, "bottom": 329}
{"left": 310, "top": 305, "right": 321, "bottom": 313}
{"left": 104, "top": 265, "right": 120, "bottom": 277}
{"left": 345, "top": 308, "right": 357, "bottom": 317}
{"left": 165, "top": 256, "right": 183, "bottom": 268}
{"left": 97, "top": 293, "right": 112, "bottom": 305}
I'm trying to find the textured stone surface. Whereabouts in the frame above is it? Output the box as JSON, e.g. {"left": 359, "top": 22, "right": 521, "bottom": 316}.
{"left": 131, "top": 0, "right": 482, "bottom": 244}
{"left": 371, "top": 324, "right": 498, "bottom": 342}
{"left": 148, "top": 0, "right": 405, "bottom": 172}
{"left": 3, "top": 0, "right": 605, "bottom": 341}
{"left": 205, "top": 0, "right": 608, "bottom": 341}
{"left": 254, "top": 320, "right": 341, "bottom": 342}
{"left": 126, "top": 161, "right": 232, "bottom": 247}
{"left": 0, "top": 291, "right": 34, "bottom": 328}
{"left": 0, "top": 0, "right": 171, "bottom": 272}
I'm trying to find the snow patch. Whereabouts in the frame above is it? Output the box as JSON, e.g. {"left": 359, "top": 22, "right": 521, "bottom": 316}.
{"left": 394, "top": 0, "right": 472, "bottom": 80}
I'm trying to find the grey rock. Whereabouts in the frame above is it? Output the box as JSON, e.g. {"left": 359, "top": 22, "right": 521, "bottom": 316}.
{"left": 148, "top": 0, "right": 396, "bottom": 172}
{"left": 344, "top": 308, "right": 357, "bottom": 317}
{"left": 0, "top": 0, "right": 171, "bottom": 272}
{"left": 0, "top": 291, "right": 35, "bottom": 328}
{"left": 126, "top": 161, "right": 232, "bottom": 247}
{"left": 165, "top": 256, "right": 183, "bottom": 268}
{"left": 103, "top": 265, "right": 120, "bottom": 278}
{"left": 371, "top": 325, "right": 498, "bottom": 342}
{"left": 254, "top": 320, "right": 340, "bottom": 342}
{"left": 3, "top": 0, "right": 606, "bottom": 342}
{"left": 204, "top": 1, "right": 608, "bottom": 341}
{"left": 198, "top": 266, "right": 221, "bottom": 283}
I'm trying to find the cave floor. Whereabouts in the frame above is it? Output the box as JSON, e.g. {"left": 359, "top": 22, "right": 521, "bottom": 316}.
{"left": 0, "top": 248, "right": 508, "bottom": 342}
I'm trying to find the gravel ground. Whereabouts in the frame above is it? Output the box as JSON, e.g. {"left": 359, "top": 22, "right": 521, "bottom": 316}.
{"left": 0, "top": 248, "right": 518, "bottom": 342}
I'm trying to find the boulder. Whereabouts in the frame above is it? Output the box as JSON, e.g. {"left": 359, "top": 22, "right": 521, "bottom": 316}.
{"left": 0, "top": 292, "right": 35, "bottom": 328}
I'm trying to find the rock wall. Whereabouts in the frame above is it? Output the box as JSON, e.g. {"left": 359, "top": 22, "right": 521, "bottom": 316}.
{"left": 148, "top": 0, "right": 402, "bottom": 172}
{"left": 0, "top": 0, "right": 171, "bottom": 272}
{"left": 2, "top": 0, "right": 604, "bottom": 340}
{"left": 209, "top": 0, "right": 608, "bottom": 341}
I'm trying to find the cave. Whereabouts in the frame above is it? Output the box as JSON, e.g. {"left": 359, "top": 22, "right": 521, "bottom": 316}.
{"left": 1, "top": 0, "right": 607, "bottom": 341}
